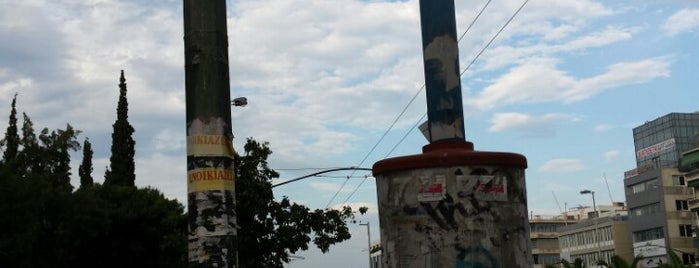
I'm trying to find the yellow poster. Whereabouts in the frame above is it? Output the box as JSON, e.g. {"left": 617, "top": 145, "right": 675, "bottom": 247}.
{"left": 188, "top": 168, "right": 235, "bottom": 193}
{"left": 187, "top": 135, "right": 235, "bottom": 157}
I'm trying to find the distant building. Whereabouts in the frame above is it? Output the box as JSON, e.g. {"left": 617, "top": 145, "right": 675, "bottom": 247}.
{"left": 558, "top": 207, "right": 631, "bottom": 267}
{"left": 632, "top": 112, "right": 699, "bottom": 169}
{"left": 681, "top": 144, "right": 699, "bottom": 262}
{"left": 370, "top": 241, "right": 383, "bottom": 268}
{"left": 624, "top": 112, "right": 699, "bottom": 267}
{"left": 530, "top": 214, "right": 574, "bottom": 267}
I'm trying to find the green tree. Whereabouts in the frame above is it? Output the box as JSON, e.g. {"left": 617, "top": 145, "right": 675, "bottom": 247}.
{"left": 0, "top": 112, "right": 81, "bottom": 266}
{"left": 597, "top": 255, "right": 643, "bottom": 268}
{"left": 2, "top": 93, "right": 19, "bottom": 162}
{"left": 66, "top": 185, "right": 187, "bottom": 268}
{"left": 235, "top": 138, "right": 365, "bottom": 267}
{"left": 79, "top": 138, "right": 94, "bottom": 188}
{"left": 0, "top": 104, "right": 187, "bottom": 267}
{"left": 557, "top": 258, "right": 585, "bottom": 268}
{"left": 105, "top": 70, "right": 136, "bottom": 186}
{"left": 657, "top": 250, "right": 689, "bottom": 268}
{"left": 38, "top": 124, "right": 81, "bottom": 192}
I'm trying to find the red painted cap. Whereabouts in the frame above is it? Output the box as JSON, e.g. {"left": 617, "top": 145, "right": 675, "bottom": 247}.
{"left": 372, "top": 141, "right": 527, "bottom": 176}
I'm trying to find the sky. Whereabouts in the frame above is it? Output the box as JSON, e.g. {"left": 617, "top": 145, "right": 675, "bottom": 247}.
{"left": 1, "top": 0, "right": 698, "bottom": 267}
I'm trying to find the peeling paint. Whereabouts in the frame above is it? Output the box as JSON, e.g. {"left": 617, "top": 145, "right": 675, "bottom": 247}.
{"left": 375, "top": 165, "right": 533, "bottom": 268}
{"left": 423, "top": 35, "right": 460, "bottom": 92}
{"left": 187, "top": 117, "right": 237, "bottom": 266}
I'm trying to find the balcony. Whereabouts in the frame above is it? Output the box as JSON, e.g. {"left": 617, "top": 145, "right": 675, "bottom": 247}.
{"left": 690, "top": 198, "right": 699, "bottom": 212}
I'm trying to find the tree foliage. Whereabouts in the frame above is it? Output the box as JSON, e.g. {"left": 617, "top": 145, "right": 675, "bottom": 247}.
{"left": 0, "top": 94, "right": 187, "bottom": 267}
{"left": 235, "top": 138, "right": 366, "bottom": 267}
{"left": 79, "top": 138, "right": 94, "bottom": 188}
{"left": 597, "top": 255, "right": 643, "bottom": 268}
{"left": 1, "top": 93, "right": 19, "bottom": 162}
{"left": 105, "top": 70, "right": 136, "bottom": 186}
{"left": 657, "top": 250, "right": 690, "bottom": 268}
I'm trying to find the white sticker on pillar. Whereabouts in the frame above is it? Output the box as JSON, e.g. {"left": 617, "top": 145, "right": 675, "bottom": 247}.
{"left": 456, "top": 175, "right": 507, "bottom": 201}
{"left": 417, "top": 175, "right": 445, "bottom": 202}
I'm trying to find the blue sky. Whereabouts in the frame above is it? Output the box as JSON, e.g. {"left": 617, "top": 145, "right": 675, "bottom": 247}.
{"left": 1, "top": 0, "right": 698, "bottom": 267}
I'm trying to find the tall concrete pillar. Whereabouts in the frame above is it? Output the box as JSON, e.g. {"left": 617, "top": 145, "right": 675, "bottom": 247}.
{"left": 372, "top": 1, "right": 532, "bottom": 267}
{"left": 184, "top": 0, "right": 237, "bottom": 267}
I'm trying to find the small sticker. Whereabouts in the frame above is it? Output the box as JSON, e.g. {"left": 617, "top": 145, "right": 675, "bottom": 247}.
{"left": 456, "top": 175, "right": 507, "bottom": 201}
{"left": 417, "top": 175, "right": 446, "bottom": 202}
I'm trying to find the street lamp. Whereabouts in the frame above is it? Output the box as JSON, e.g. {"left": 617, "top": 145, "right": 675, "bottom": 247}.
{"left": 231, "top": 97, "right": 248, "bottom": 107}
{"left": 359, "top": 221, "right": 371, "bottom": 268}
{"left": 580, "top": 189, "right": 602, "bottom": 264}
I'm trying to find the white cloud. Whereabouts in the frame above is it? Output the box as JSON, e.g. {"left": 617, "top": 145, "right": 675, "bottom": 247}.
{"left": 153, "top": 129, "right": 185, "bottom": 152}
{"left": 489, "top": 112, "right": 578, "bottom": 138}
{"left": 662, "top": 8, "right": 699, "bottom": 36}
{"left": 467, "top": 57, "right": 670, "bottom": 111}
{"left": 604, "top": 150, "right": 620, "bottom": 162}
{"left": 309, "top": 182, "right": 353, "bottom": 193}
{"left": 481, "top": 26, "right": 636, "bottom": 71}
{"left": 539, "top": 158, "right": 584, "bottom": 173}
{"left": 594, "top": 124, "right": 612, "bottom": 132}
{"left": 135, "top": 153, "right": 187, "bottom": 204}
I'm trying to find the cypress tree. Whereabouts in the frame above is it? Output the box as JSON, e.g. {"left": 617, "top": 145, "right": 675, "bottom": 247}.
{"left": 79, "top": 138, "right": 94, "bottom": 188}
{"left": 104, "top": 70, "right": 136, "bottom": 186}
{"left": 2, "top": 93, "right": 19, "bottom": 162}
{"left": 18, "top": 113, "right": 38, "bottom": 176}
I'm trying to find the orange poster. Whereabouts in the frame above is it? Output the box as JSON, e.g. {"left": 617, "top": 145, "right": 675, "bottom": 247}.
{"left": 187, "top": 168, "right": 235, "bottom": 193}
{"left": 187, "top": 135, "right": 235, "bottom": 157}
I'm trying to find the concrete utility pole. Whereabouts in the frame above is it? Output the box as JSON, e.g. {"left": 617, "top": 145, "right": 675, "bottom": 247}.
{"left": 372, "top": 0, "right": 533, "bottom": 267}
{"left": 183, "top": 0, "right": 237, "bottom": 267}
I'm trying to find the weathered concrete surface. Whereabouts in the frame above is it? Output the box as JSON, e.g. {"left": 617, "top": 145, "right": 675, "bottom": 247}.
{"left": 375, "top": 164, "right": 532, "bottom": 268}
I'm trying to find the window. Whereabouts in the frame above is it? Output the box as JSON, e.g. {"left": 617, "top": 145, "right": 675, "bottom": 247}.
{"left": 630, "top": 202, "right": 661, "bottom": 217}
{"left": 633, "top": 227, "right": 664, "bottom": 243}
{"left": 680, "top": 224, "right": 693, "bottom": 237}
{"left": 683, "top": 253, "right": 696, "bottom": 265}
{"left": 627, "top": 178, "right": 659, "bottom": 195}
{"left": 676, "top": 200, "right": 689, "bottom": 210}
{"left": 673, "top": 175, "right": 686, "bottom": 186}
{"left": 631, "top": 183, "right": 646, "bottom": 194}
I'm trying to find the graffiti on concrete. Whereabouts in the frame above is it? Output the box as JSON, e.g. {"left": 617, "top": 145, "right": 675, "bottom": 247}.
{"left": 376, "top": 165, "right": 532, "bottom": 268}
{"left": 456, "top": 246, "right": 498, "bottom": 268}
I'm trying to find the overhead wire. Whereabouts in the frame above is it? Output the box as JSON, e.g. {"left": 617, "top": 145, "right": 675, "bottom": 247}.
{"left": 336, "top": 0, "right": 530, "bottom": 207}
{"left": 327, "top": 0, "right": 498, "bottom": 208}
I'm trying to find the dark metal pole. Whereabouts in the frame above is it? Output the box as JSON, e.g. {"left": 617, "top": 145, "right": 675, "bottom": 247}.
{"left": 372, "top": 1, "right": 532, "bottom": 267}
{"left": 184, "top": 0, "right": 237, "bottom": 267}
{"left": 419, "top": 0, "right": 465, "bottom": 143}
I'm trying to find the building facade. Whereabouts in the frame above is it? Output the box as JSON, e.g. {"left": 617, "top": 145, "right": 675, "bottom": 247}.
{"left": 682, "top": 146, "right": 699, "bottom": 262}
{"left": 633, "top": 112, "right": 699, "bottom": 168}
{"left": 624, "top": 112, "right": 699, "bottom": 267}
{"left": 530, "top": 215, "right": 573, "bottom": 267}
{"left": 558, "top": 213, "right": 632, "bottom": 267}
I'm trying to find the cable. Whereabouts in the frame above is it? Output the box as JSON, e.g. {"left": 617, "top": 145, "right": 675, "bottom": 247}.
{"left": 330, "top": 0, "right": 495, "bottom": 208}
{"left": 383, "top": 112, "right": 427, "bottom": 159}
{"left": 337, "top": 0, "right": 529, "bottom": 206}
{"left": 458, "top": 0, "right": 492, "bottom": 43}
{"left": 275, "top": 167, "right": 347, "bottom": 171}
{"left": 461, "top": 0, "right": 529, "bottom": 77}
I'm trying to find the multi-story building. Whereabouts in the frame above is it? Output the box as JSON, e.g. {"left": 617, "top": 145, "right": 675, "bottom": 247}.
{"left": 558, "top": 210, "right": 631, "bottom": 267}
{"left": 633, "top": 112, "right": 699, "bottom": 168}
{"left": 558, "top": 202, "right": 633, "bottom": 267}
{"left": 681, "top": 145, "right": 699, "bottom": 259}
{"left": 370, "top": 241, "right": 383, "bottom": 268}
{"left": 624, "top": 112, "right": 699, "bottom": 267}
{"left": 530, "top": 215, "right": 574, "bottom": 267}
